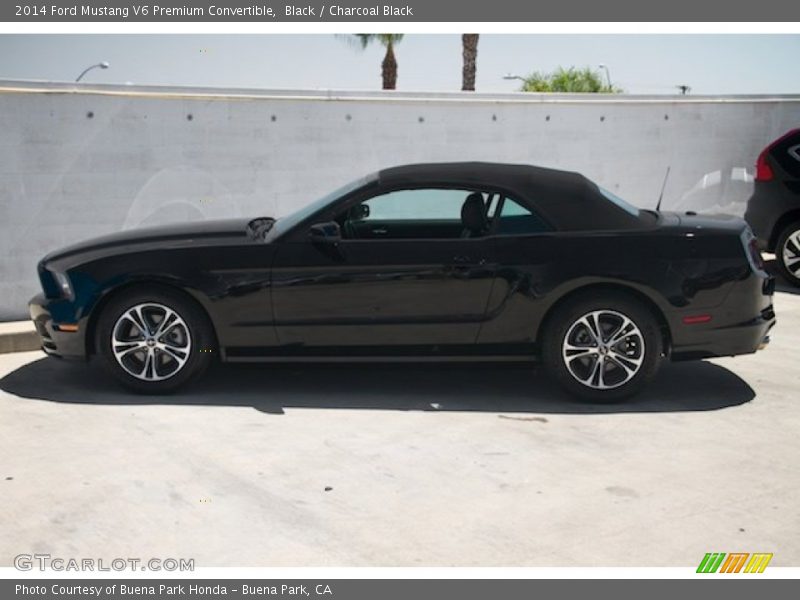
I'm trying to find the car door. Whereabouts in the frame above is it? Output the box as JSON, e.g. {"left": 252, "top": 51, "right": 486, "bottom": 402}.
{"left": 270, "top": 187, "right": 497, "bottom": 349}
{"left": 476, "top": 195, "right": 560, "bottom": 346}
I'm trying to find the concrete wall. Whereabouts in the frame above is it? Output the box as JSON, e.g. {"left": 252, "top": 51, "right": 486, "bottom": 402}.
{"left": 2, "top": 79, "right": 799, "bottom": 320}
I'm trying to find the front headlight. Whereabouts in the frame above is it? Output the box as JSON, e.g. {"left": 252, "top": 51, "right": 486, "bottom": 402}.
{"left": 50, "top": 270, "right": 74, "bottom": 301}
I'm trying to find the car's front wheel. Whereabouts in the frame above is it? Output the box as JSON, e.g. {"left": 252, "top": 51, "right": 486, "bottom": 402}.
{"left": 96, "top": 287, "right": 215, "bottom": 394}
{"left": 542, "top": 293, "right": 663, "bottom": 401}
{"left": 776, "top": 221, "right": 800, "bottom": 286}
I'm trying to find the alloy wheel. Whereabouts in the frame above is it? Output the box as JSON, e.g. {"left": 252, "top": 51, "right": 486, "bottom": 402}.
{"left": 781, "top": 229, "right": 800, "bottom": 280}
{"left": 111, "top": 302, "right": 192, "bottom": 382}
{"left": 562, "top": 309, "right": 645, "bottom": 390}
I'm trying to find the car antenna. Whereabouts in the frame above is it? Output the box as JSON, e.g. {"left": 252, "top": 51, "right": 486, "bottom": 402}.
{"left": 655, "top": 166, "right": 671, "bottom": 212}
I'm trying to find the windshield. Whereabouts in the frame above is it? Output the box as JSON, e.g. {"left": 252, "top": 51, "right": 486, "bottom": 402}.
{"left": 597, "top": 186, "right": 641, "bottom": 217}
{"left": 271, "top": 174, "right": 377, "bottom": 238}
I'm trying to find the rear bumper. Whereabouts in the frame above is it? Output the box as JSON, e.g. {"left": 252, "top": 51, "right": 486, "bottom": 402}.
{"left": 670, "top": 274, "right": 776, "bottom": 361}
{"left": 670, "top": 308, "right": 774, "bottom": 361}
{"left": 28, "top": 293, "right": 87, "bottom": 360}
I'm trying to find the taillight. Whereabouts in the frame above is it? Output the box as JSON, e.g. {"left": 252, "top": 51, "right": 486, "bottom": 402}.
{"left": 755, "top": 148, "right": 773, "bottom": 181}
{"left": 742, "top": 229, "right": 766, "bottom": 273}
{"left": 755, "top": 128, "right": 800, "bottom": 182}
{"left": 748, "top": 237, "right": 765, "bottom": 270}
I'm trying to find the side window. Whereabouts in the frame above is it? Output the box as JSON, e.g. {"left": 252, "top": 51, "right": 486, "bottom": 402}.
{"left": 339, "top": 188, "right": 493, "bottom": 240}
{"left": 362, "top": 189, "right": 470, "bottom": 221}
{"left": 495, "top": 197, "right": 551, "bottom": 235}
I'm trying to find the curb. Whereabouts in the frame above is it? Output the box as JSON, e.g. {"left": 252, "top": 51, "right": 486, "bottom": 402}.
{"left": 0, "top": 321, "right": 41, "bottom": 354}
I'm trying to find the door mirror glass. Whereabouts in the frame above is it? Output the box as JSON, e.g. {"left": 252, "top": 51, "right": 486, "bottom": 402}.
{"left": 309, "top": 221, "right": 342, "bottom": 243}
{"left": 349, "top": 203, "right": 370, "bottom": 221}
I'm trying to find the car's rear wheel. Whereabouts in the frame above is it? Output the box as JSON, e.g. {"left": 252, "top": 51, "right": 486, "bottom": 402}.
{"left": 776, "top": 221, "right": 800, "bottom": 286}
{"left": 542, "top": 293, "right": 663, "bottom": 401}
{"left": 96, "top": 287, "right": 214, "bottom": 394}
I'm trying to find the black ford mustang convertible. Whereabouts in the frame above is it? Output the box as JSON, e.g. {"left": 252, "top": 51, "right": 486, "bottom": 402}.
{"left": 30, "top": 163, "right": 775, "bottom": 400}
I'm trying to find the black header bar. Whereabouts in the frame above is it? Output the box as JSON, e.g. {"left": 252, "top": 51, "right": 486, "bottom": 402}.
{"left": 3, "top": 0, "right": 799, "bottom": 22}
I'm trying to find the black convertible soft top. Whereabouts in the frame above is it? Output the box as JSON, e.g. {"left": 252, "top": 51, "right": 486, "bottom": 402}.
{"left": 378, "top": 162, "right": 645, "bottom": 231}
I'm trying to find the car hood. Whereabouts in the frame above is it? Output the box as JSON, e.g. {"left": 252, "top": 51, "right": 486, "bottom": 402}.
{"left": 43, "top": 218, "right": 262, "bottom": 264}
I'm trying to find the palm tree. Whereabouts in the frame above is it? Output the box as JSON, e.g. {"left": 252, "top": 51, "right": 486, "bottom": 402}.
{"left": 353, "top": 34, "right": 404, "bottom": 90}
{"left": 461, "top": 34, "right": 479, "bottom": 91}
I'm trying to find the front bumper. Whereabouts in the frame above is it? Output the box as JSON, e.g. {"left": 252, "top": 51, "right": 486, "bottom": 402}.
{"left": 29, "top": 293, "right": 87, "bottom": 360}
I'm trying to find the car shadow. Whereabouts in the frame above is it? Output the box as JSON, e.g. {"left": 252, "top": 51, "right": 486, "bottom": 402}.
{"left": 0, "top": 356, "right": 754, "bottom": 415}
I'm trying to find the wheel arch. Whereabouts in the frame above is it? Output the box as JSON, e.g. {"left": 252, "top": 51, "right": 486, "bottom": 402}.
{"left": 536, "top": 282, "right": 673, "bottom": 356}
{"left": 84, "top": 279, "right": 219, "bottom": 357}
{"left": 768, "top": 210, "right": 800, "bottom": 252}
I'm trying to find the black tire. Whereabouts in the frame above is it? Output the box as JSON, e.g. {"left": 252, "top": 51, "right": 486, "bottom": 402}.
{"left": 775, "top": 221, "right": 800, "bottom": 286}
{"left": 95, "top": 286, "right": 215, "bottom": 394}
{"left": 541, "top": 292, "right": 663, "bottom": 402}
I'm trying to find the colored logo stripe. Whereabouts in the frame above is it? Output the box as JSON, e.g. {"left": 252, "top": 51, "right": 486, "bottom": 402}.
{"left": 719, "top": 553, "right": 749, "bottom": 573}
{"left": 744, "top": 553, "right": 773, "bottom": 573}
{"left": 697, "top": 552, "right": 773, "bottom": 573}
{"left": 697, "top": 553, "right": 726, "bottom": 573}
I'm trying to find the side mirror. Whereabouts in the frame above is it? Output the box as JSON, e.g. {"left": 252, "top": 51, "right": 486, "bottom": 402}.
{"left": 309, "top": 221, "right": 342, "bottom": 243}
{"left": 350, "top": 203, "right": 370, "bottom": 220}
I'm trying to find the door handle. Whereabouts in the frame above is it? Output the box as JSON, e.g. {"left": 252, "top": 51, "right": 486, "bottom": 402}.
{"left": 452, "top": 256, "right": 486, "bottom": 265}
{"left": 371, "top": 228, "right": 388, "bottom": 235}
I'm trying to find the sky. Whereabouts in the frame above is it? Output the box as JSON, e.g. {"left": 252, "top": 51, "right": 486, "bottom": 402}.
{"left": 0, "top": 34, "right": 798, "bottom": 95}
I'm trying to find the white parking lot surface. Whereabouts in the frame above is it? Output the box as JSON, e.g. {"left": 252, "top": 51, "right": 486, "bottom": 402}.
{"left": 1, "top": 291, "right": 798, "bottom": 567}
